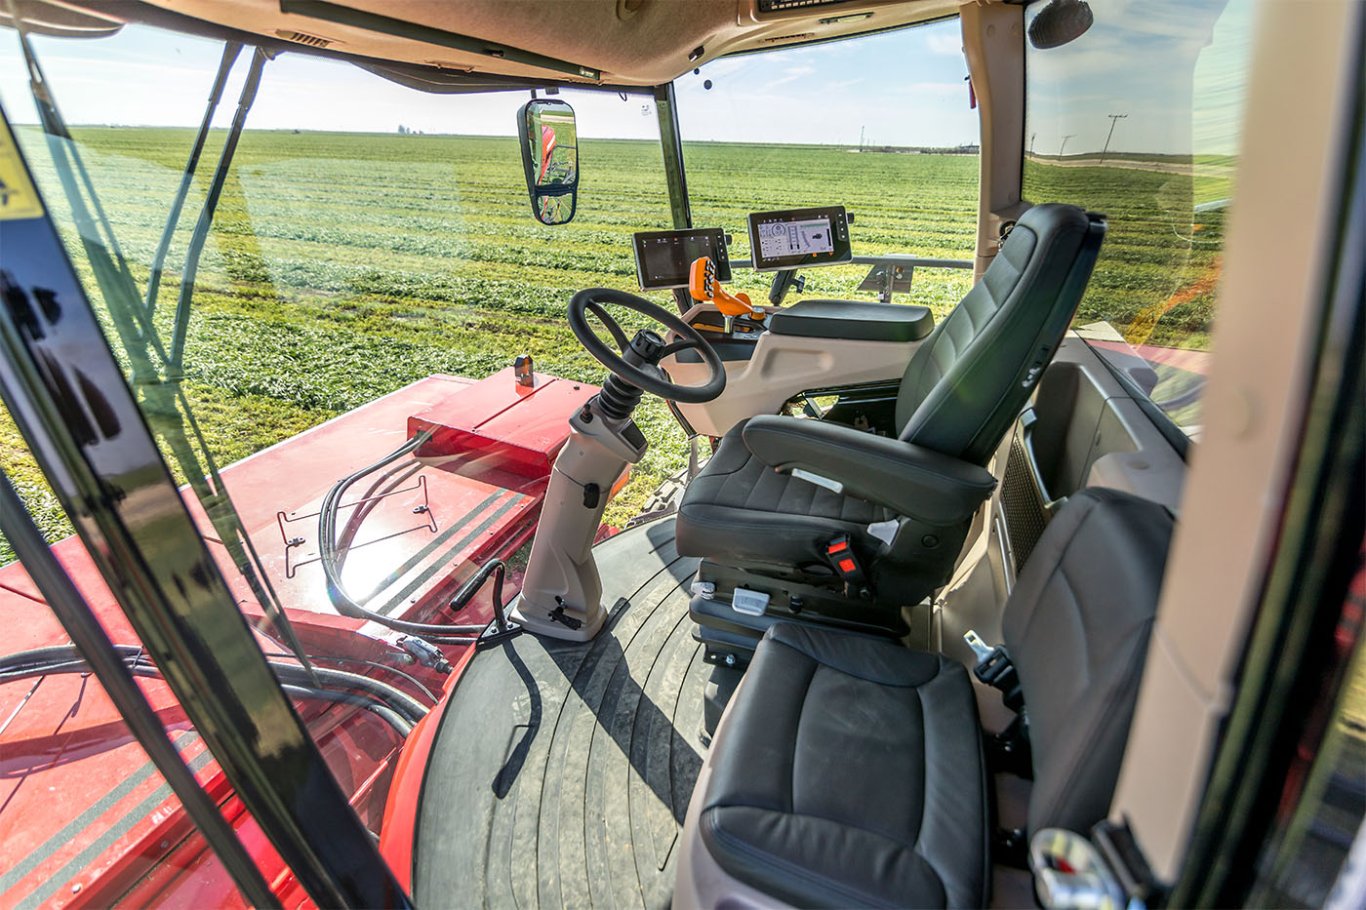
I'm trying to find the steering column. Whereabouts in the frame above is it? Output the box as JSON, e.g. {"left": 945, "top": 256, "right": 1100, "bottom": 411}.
{"left": 509, "top": 289, "right": 725, "bottom": 641}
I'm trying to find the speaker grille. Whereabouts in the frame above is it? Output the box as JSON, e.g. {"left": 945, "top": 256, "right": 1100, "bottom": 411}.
{"left": 1002, "top": 432, "right": 1049, "bottom": 572}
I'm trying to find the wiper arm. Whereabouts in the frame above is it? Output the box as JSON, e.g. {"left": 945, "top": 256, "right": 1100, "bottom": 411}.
{"left": 145, "top": 40, "right": 243, "bottom": 319}
{"left": 169, "top": 46, "right": 268, "bottom": 370}
{"left": 6, "top": 18, "right": 316, "bottom": 676}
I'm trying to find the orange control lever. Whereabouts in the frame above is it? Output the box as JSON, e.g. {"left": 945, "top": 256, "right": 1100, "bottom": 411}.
{"left": 689, "top": 256, "right": 756, "bottom": 318}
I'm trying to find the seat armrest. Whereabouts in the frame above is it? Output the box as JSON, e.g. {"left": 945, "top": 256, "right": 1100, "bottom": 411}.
{"left": 741, "top": 415, "right": 996, "bottom": 525}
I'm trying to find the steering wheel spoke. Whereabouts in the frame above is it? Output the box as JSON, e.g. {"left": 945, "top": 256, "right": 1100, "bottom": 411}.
{"left": 567, "top": 289, "right": 726, "bottom": 405}
{"left": 585, "top": 301, "right": 631, "bottom": 351}
{"left": 657, "top": 338, "right": 702, "bottom": 359}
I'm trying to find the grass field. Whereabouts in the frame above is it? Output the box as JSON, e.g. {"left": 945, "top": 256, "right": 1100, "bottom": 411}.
{"left": 0, "top": 128, "right": 984, "bottom": 564}
{"left": 0, "top": 127, "right": 1224, "bottom": 565}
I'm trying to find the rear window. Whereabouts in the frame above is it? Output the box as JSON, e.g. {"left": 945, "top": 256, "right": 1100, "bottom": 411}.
{"left": 1024, "top": 0, "right": 1260, "bottom": 439}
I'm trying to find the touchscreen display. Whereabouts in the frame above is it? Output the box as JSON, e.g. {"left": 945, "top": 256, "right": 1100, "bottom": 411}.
{"left": 757, "top": 217, "right": 835, "bottom": 260}
{"left": 747, "top": 206, "right": 852, "bottom": 271}
{"left": 633, "top": 228, "right": 730, "bottom": 290}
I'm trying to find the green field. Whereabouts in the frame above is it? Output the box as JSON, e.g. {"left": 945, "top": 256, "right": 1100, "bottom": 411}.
{"left": 0, "top": 128, "right": 984, "bottom": 564}
{"left": 0, "top": 128, "right": 1225, "bottom": 565}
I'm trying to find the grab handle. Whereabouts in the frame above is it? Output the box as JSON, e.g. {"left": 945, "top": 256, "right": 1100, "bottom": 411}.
{"left": 1019, "top": 408, "right": 1067, "bottom": 514}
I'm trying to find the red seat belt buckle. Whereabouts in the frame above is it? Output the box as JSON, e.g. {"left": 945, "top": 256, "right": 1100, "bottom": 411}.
{"left": 825, "top": 534, "right": 866, "bottom": 585}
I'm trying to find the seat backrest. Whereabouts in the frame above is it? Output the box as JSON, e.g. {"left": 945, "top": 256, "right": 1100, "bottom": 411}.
{"left": 1002, "top": 488, "right": 1174, "bottom": 835}
{"left": 896, "top": 203, "right": 1105, "bottom": 464}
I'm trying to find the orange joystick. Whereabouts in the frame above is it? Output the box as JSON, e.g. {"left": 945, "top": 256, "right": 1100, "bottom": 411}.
{"left": 689, "top": 256, "right": 756, "bottom": 319}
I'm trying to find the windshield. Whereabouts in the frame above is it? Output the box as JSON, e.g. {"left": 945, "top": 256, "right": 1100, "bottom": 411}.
{"left": 0, "top": 19, "right": 680, "bottom": 901}
{"left": 679, "top": 18, "right": 980, "bottom": 316}
{"left": 1024, "top": 0, "right": 1260, "bottom": 440}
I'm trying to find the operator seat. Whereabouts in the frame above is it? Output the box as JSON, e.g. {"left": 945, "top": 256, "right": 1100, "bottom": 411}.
{"left": 675, "top": 203, "right": 1105, "bottom": 607}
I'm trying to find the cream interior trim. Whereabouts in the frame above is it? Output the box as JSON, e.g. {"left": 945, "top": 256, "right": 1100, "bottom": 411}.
{"left": 663, "top": 303, "right": 921, "bottom": 438}
{"left": 959, "top": 1, "right": 1026, "bottom": 281}
{"left": 1109, "top": 0, "right": 1363, "bottom": 880}
{"left": 134, "top": 0, "right": 963, "bottom": 86}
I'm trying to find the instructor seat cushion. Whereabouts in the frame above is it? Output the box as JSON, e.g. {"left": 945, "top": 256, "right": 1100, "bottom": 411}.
{"left": 697, "top": 623, "right": 989, "bottom": 909}
{"left": 1002, "top": 487, "right": 1174, "bottom": 834}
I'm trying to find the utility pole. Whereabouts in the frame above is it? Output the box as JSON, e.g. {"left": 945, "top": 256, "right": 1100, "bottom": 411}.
{"left": 1030, "top": 132, "right": 1036, "bottom": 157}
{"left": 1100, "top": 113, "right": 1127, "bottom": 163}
{"left": 859, "top": 125, "right": 865, "bottom": 151}
{"left": 1060, "top": 134, "right": 1075, "bottom": 158}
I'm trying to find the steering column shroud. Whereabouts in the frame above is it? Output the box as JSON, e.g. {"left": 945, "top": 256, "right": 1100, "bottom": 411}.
{"left": 510, "top": 289, "right": 725, "bottom": 641}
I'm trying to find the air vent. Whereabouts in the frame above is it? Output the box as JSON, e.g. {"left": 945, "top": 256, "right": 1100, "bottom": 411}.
{"left": 763, "top": 32, "right": 816, "bottom": 43}
{"left": 275, "top": 29, "right": 334, "bottom": 48}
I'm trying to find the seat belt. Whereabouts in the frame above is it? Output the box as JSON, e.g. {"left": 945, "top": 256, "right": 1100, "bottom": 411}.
{"left": 964, "top": 629, "right": 1024, "bottom": 712}
{"left": 966, "top": 629, "right": 1033, "bottom": 777}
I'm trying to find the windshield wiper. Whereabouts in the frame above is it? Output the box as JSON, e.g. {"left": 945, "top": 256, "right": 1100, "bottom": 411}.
{"left": 169, "top": 46, "right": 267, "bottom": 370}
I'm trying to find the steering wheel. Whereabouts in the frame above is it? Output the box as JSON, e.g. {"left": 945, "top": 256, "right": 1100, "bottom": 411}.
{"left": 568, "top": 288, "right": 726, "bottom": 404}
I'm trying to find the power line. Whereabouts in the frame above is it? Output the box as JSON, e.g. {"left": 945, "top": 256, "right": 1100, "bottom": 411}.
{"left": 1100, "top": 113, "right": 1127, "bottom": 163}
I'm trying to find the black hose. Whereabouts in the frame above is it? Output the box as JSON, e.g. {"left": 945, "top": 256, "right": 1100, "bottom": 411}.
{"left": 0, "top": 659, "right": 413, "bottom": 737}
{"left": 270, "top": 663, "right": 427, "bottom": 724}
{"left": 0, "top": 645, "right": 426, "bottom": 726}
{"left": 264, "top": 652, "right": 439, "bottom": 704}
{"left": 318, "top": 435, "right": 487, "bottom": 643}
{"left": 275, "top": 683, "right": 412, "bottom": 737}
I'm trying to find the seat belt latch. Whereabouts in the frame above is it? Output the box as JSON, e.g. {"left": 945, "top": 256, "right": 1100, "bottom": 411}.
{"left": 825, "top": 534, "right": 867, "bottom": 586}
{"left": 964, "top": 629, "right": 1024, "bottom": 712}
{"left": 825, "top": 534, "right": 873, "bottom": 598}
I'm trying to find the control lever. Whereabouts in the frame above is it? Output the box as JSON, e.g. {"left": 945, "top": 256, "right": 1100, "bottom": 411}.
{"left": 689, "top": 256, "right": 761, "bottom": 334}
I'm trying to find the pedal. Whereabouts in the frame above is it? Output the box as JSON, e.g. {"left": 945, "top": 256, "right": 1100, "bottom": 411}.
{"left": 548, "top": 600, "right": 584, "bottom": 630}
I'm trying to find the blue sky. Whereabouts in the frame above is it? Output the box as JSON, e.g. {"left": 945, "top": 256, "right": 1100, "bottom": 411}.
{"left": 0, "top": 16, "right": 977, "bottom": 147}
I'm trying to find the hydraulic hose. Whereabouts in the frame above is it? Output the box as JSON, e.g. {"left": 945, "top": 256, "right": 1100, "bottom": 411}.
{"left": 0, "top": 645, "right": 425, "bottom": 727}
{"left": 0, "top": 659, "right": 413, "bottom": 737}
{"left": 317, "top": 435, "right": 492, "bottom": 644}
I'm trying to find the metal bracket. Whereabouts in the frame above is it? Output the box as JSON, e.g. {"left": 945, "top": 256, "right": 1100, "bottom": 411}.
{"left": 276, "top": 474, "right": 436, "bottom": 578}
{"left": 475, "top": 617, "right": 524, "bottom": 651}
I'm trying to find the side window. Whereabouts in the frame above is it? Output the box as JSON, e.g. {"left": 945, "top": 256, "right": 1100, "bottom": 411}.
{"left": 679, "top": 18, "right": 981, "bottom": 316}
{"left": 1024, "top": 0, "right": 1260, "bottom": 439}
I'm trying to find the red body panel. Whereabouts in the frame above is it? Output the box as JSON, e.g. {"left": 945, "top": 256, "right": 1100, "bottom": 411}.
{"left": 0, "top": 371, "right": 598, "bottom": 908}
{"left": 410, "top": 367, "right": 597, "bottom": 483}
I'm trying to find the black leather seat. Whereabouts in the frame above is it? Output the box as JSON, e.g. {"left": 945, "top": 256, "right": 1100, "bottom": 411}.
{"left": 696, "top": 623, "right": 990, "bottom": 907}
{"left": 676, "top": 204, "right": 1106, "bottom": 607}
{"left": 678, "top": 488, "right": 1174, "bottom": 909}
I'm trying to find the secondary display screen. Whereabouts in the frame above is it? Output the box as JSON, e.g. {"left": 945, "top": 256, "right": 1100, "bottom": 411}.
{"left": 632, "top": 228, "right": 730, "bottom": 290}
{"left": 747, "top": 205, "right": 852, "bottom": 271}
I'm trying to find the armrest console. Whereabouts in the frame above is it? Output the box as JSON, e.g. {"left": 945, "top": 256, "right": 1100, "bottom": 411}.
{"left": 742, "top": 415, "right": 996, "bottom": 525}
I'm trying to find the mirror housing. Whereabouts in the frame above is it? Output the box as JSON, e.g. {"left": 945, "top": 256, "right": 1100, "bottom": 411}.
{"left": 517, "top": 99, "right": 578, "bottom": 225}
{"left": 1028, "top": 0, "right": 1094, "bottom": 49}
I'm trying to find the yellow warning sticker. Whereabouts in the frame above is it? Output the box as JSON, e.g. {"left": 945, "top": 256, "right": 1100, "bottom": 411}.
{"left": 0, "top": 118, "right": 44, "bottom": 221}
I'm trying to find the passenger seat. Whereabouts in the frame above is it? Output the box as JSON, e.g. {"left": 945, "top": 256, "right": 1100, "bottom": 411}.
{"left": 675, "top": 488, "right": 1174, "bottom": 908}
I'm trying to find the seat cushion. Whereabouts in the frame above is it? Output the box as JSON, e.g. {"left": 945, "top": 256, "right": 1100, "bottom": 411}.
{"left": 698, "top": 623, "right": 989, "bottom": 909}
{"left": 676, "top": 420, "right": 892, "bottom": 569}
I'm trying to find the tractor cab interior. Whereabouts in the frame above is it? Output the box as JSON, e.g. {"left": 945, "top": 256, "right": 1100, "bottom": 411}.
{"left": 0, "top": 1, "right": 1361, "bottom": 910}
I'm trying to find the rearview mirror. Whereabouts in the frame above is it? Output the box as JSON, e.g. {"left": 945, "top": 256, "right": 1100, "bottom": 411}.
{"left": 517, "top": 99, "right": 578, "bottom": 225}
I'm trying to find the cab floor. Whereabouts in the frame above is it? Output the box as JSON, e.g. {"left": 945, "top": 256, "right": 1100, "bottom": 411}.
{"left": 413, "top": 518, "right": 707, "bottom": 909}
